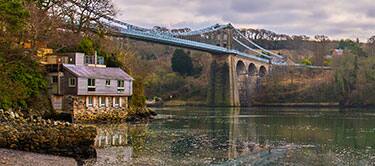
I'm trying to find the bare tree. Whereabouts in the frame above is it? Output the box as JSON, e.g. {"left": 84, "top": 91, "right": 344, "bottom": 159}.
{"left": 24, "top": 2, "right": 65, "bottom": 50}
{"left": 313, "top": 35, "right": 330, "bottom": 66}
{"left": 58, "top": 0, "right": 116, "bottom": 33}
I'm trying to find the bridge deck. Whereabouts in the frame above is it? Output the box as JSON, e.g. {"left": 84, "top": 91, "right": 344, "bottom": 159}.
{"left": 109, "top": 22, "right": 271, "bottom": 63}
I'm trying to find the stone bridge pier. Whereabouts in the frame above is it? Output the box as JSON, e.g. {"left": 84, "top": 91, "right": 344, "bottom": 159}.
{"left": 207, "top": 54, "right": 270, "bottom": 107}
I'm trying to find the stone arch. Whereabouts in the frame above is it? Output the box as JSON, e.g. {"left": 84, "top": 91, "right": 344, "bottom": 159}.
{"left": 248, "top": 63, "right": 257, "bottom": 76}
{"left": 259, "top": 66, "right": 267, "bottom": 77}
{"left": 236, "top": 61, "right": 246, "bottom": 76}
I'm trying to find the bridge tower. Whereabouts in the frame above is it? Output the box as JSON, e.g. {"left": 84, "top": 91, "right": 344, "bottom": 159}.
{"left": 207, "top": 54, "right": 270, "bottom": 107}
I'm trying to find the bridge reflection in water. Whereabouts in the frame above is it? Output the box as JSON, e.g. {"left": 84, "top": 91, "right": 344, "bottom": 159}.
{"left": 90, "top": 107, "right": 375, "bottom": 165}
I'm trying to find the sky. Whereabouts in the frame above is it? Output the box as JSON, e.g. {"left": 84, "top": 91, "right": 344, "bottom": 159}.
{"left": 112, "top": 0, "right": 375, "bottom": 41}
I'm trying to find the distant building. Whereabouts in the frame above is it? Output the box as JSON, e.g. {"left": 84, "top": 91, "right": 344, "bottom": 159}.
{"left": 325, "top": 54, "right": 333, "bottom": 59}
{"left": 44, "top": 52, "right": 133, "bottom": 113}
{"left": 332, "top": 49, "right": 344, "bottom": 57}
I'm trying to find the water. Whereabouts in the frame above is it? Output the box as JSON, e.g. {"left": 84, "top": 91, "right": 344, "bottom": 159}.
{"left": 85, "top": 107, "right": 375, "bottom": 165}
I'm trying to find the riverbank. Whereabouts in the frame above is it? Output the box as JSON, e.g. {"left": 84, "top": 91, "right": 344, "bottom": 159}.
{"left": 253, "top": 102, "right": 340, "bottom": 108}
{"left": 0, "top": 109, "right": 97, "bottom": 164}
{"left": 155, "top": 100, "right": 375, "bottom": 109}
{"left": 253, "top": 102, "right": 375, "bottom": 108}
{"left": 0, "top": 107, "right": 157, "bottom": 165}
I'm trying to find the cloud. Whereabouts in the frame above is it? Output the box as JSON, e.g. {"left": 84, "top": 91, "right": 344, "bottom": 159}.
{"left": 112, "top": 0, "right": 375, "bottom": 41}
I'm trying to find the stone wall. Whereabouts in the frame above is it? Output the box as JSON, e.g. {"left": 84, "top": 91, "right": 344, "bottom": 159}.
{"left": 59, "top": 95, "right": 130, "bottom": 123}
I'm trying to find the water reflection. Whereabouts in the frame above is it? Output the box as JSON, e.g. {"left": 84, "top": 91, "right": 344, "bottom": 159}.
{"left": 95, "top": 124, "right": 129, "bottom": 148}
{"left": 87, "top": 107, "right": 375, "bottom": 165}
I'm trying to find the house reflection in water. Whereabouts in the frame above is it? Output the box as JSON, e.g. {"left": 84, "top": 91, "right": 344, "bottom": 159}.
{"left": 92, "top": 124, "right": 135, "bottom": 165}
{"left": 95, "top": 124, "right": 129, "bottom": 148}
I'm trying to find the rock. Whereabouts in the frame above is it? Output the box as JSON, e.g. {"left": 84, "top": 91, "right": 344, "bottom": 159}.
{"left": 0, "top": 111, "right": 97, "bottom": 161}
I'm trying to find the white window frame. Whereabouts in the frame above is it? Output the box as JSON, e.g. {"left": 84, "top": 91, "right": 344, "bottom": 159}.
{"left": 68, "top": 77, "right": 76, "bottom": 87}
{"left": 117, "top": 80, "right": 125, "bottom": 93}
{"left": 87, "top": 96, "right": 93, "bottom": 107}
{"left": 119, "top": 97, "right": 122, "bottom": 107}
{"left": 99, "top": 96, "right": 106, "bottom": 107}
{"left": 106, "top": 80, "right": 111, "bottom": 86}
{"left": 88, "top": 78, "right": 96, "bottom": 88}
{"left": 113, "top": 97, "right": 120, "bottom": 108}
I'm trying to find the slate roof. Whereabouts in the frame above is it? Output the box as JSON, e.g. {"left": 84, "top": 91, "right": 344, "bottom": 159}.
{"left": 63, "top": 64, "right": 134, "bottom": 81}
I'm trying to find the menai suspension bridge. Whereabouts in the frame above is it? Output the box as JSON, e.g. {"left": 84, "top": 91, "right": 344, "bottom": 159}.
{"left": 66, "top": 0, "right": 287, "bottom": 65}
{"left": 67, "top": 1, "right": 329, "bottom": 106}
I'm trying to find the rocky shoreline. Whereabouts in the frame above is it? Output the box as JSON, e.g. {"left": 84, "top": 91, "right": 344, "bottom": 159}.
{"left": 0, "top": 108, "right": 157, "bottom": 165}
{"left": 0, "top": 109, "right": 97, "bottom": 164}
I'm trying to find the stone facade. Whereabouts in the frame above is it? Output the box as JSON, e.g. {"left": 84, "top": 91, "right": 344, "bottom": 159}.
{"left": 207, "top": 54, "right": 271, "bottom": 107}
{"left": 62, "top": 95, "right": 129, "bottom": 120}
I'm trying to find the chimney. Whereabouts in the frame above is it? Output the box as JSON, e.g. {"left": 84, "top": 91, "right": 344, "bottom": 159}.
{"left": 94, "top": 51, "right": 98, "bottom": 65}
{"left": 75, "top": 53, "right": 85, "bottom": 65}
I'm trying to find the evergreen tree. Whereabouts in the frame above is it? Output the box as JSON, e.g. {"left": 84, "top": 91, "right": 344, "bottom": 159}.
{"left": 171, "top": 49, "right": 193, "bottom": 76}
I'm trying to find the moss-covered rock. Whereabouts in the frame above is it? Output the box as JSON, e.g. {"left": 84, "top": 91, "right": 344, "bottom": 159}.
{"left": 0, "top": 109, "right": 97, "bottom": 161}
{"left": 126, "top": 107, "right": 157, "bottom": 123}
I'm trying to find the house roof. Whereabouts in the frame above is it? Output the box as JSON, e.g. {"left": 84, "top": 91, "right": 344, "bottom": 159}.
{"left": 63, "top": 64, "right": 134, "bottom": 81}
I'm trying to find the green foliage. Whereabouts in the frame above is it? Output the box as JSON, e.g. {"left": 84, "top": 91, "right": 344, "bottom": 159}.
{"left": 0, "top": 0, "right": 29, "bottom": 32}
{"left": 324, "top": 59, "right": 332, "bottom": 66}
{"left": 301, "top": 58, "right": 312, "bottom": 65}
{"left": 337, "top": 40, "right": 367, "bottom": 57}
{"left": 171, "top": 49, "right": 193, "bottom": 76}
{"left": 0, "top": 50, "right": 48, "bottom": 111}
{"left": 145, "top": 72, "right": 185, "bottom": 98}
{"left": 333, "top": 54, "right": 358, "bottom": 105}
{"left": 130, "top": 78, "right": 147, "bottom": 108}
{"left": 78, "top": 37, "right": 96, "bottom": 55}
{"left": 97, "top": 50, "right": 121, "bottom": 67}
{"left": 333, "top": 54, "right": 375, "bottom": 106}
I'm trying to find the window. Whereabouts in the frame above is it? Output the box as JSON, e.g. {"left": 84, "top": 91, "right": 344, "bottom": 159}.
{"left": 117, "top": 80, "right": 125, "bottom": 93}
{"left": 52, "top": 76, "right": 58, "bottom": 83}
{"left": 85, "top": 56, "right": 94, "bottom": 64}
{"left": 117, "top": 80, "right": 124, "bottom": 87}
{"left": 87, "top": 96, "right": 93, "bottom": 107}
{"left": 114, "top": 97, "right": 120, "bottom": 107}
{"left": 99, "top": 97, "right": 106, "bottom": 107}
{"left": 88, "top": 78, "right": 96, "bottom": 91}
{"left": 68, "top": 78, "right": 76, "bottom": 87}
{"left": 106, "top": 80, "right": 111, "bottom": 86}
{"left": 97, "top": 56, "right": 105, "bottom": 65}
{"left": 88, "top": 79, "right": 96, "bottom": 87}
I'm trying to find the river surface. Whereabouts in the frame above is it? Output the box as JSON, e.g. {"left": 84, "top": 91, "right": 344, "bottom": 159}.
{"left": 85, "top": 107, "right": 375, "bottom": 165}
